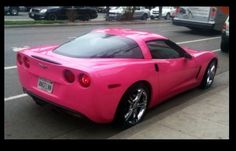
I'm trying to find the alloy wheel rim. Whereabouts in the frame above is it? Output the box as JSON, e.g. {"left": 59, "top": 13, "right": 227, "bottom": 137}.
{"left": 206, "top": 63, "right": 216, "bottom": 86}
{"left": 124, "top": 88, "right": 148, "bottom": 125}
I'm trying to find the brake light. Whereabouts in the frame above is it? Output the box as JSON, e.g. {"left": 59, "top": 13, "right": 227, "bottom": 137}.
{"left": 222, "top": 23, "right": 226, "bottom": 32}
{"left": 78, "top": 73, "right": 91, "bottom": 87}
{"left": 23, "top": 56, "right": 30, "bottom": 68}
{"left": 17, "top": 53, "right": 22, "bottom": 65}
{"left": 63, "top": 70, "right": 75, "bottom": 83}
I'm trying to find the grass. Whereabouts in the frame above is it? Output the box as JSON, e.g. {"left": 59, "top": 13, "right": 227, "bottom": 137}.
{"left": 5, "top": 20, "right": 66, "bottom": 25}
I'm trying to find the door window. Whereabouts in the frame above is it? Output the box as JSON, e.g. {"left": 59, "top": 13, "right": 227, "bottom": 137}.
{"left": 146, "top": 40, "right": 184, "bottom": 59}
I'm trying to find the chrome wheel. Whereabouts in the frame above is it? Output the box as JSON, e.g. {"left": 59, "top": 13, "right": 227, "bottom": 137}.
{"left": 124, "top": 88, "right": 148, "bottom": 125}
{"left": 206, "top": 63, "right": 216, "bottom": 86}
{"left": 200, "top": 60, "right": 217, "bottom": 89}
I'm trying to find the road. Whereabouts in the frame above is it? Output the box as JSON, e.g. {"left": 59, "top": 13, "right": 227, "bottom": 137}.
{"left": 4, "top": 23, "right": 229, "bottom": 139}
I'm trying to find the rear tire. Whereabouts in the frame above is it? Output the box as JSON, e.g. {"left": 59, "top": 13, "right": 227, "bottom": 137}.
{"left": 200, "top": 60, "right": 217, "bottom": 89}
{"left": 114, "top": 83, "right": 150, "bottom": 129}
{"left": 220, "top": 38, "right": 228, "bottom": 52}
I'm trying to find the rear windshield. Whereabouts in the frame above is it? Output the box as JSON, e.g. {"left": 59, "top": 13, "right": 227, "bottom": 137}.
{"left": 53, "top": 32, "right": 143, "bottom": 59}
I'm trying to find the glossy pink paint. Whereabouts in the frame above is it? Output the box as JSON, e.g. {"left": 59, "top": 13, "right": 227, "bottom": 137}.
{"left": 17, "top": 28, "right": 217, "bottom": 123}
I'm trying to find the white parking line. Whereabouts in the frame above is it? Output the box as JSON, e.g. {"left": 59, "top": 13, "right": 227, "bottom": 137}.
{"left": 212, "top": 49, "right": 221, "bottom": 52}
{"left": 5, "top": 94, "right": 28, "bottom": 102}
{"left": 5, "top": 66, "right": 17, "bottom": 70}
{"left": 176, "top": 37, "right": 221, "bottom": 45}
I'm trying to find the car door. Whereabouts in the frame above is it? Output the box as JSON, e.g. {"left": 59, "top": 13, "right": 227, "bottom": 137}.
{"left": 146, "top": 39, "right": 199, "bottom": 101}
{"left": 58, "top": 6, "right": 69, "bottom": 19}
{"left": 133, "top": 7, "right": 142, "bottom": 19}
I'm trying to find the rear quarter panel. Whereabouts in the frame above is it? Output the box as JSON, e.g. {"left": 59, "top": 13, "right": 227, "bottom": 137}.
{"left": 90, "top": 60, "right": 158, "bottom": 119}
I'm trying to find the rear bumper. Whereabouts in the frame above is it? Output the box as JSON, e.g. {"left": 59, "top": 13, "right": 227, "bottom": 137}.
{"left": 150, "top": 14, "right": 159, "bottom": 18}
{"left": 173, "top": 19, "right": 214, "bottom": 30}
{"left": 29, "top": 13, "right": 46, "bottom": 20}
{"left": 17, "top": 63, "right": 120, "bottom": 124}
{"left": 23, "top": 87, "right": 86, "bottom": 119}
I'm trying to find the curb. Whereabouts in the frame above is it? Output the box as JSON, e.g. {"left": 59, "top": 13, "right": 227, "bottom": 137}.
{"left": 5, "top": 20, "right": 172, "bottom": 28}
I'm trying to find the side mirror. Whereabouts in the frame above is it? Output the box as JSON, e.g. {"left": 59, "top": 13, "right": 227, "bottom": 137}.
{"left": 183, "top": 53, "right": 192, "bottom": 59}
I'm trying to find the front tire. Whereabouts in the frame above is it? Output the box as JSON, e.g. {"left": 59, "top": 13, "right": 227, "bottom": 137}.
{"left": 115, "top": 83, "right": 150, "bottom": 129}
{"left": 165, "top": 13, "right": 171, "bottom": 20}
{"left": 47, "top": 14, "right": 57, "bottom": 21}
{"left": 141, "top": 14, "right": 148, "bottom": 20}
{"left": 200, "top": 60, "right": 217, "bottom": 89}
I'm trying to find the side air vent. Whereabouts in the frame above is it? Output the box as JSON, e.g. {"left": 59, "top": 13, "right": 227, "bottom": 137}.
{"left": 31, "top": 55, "right": 61, "bottom": 65}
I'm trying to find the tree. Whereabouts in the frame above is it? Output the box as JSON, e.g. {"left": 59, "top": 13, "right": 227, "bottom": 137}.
{"left": 159, "top": 6, "right": 162, "bottom": 19}
{"left": 122, "top": 6, "right": 136, "bottom": 20}
{"left": 66, "top": 6, "right": 78, "bottom": 22}
{"left": 105, "top": 6, "right": 110, "bottom": 21}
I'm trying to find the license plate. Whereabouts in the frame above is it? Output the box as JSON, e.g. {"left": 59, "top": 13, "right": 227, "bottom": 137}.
{"left": 110, "top": 14, "right": 116, "bottom": 17}
{"left": 37, "top": 78, "right": 53, "bottom": 93}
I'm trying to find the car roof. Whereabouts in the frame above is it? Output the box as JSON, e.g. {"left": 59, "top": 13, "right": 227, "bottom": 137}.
{"left": 93, "top": 28, "right": 168, "bottom": 42}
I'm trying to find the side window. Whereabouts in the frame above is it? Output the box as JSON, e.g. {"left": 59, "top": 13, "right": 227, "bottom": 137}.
{"left": 112, "top": 46, "right": 144, "bottom": 59}
{"left": 146, "top": 40, "right": 182, "bottom": 59}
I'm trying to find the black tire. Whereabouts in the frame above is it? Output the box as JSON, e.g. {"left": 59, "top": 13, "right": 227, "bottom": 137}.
{"left": 10, "top": 8, "right": 18, "bottom": 16}
{"left": 165, "top": 13, "right": 171, "bottom": 20}
{"left": 141, "top": 14, "right": 148, "bottom": 20}
{"left": 80, "top": 14, "right": 90, "bottom": 21}
{"left": 114, "top": 83, "right": 150, "bottom": 129}
{"left": 150, "top": 16, "right": 155, "bottom": 20}
{"left": 220, "top": 38, "right": 228, "bottom": 52}
{"left": 47, "top": 14, "right": 57, "bottom": 21}
{"left": 200, "top": 60, "right": 217, "bottom": 89}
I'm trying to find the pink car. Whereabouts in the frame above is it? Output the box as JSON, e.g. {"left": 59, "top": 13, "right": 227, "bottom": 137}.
{"left": 17, "top": 28, "right": 218, "bottom": 128}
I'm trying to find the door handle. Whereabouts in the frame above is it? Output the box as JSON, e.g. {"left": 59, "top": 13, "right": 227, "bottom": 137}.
{"left": 154, "top": 64, "right": 159, "bottom": 72}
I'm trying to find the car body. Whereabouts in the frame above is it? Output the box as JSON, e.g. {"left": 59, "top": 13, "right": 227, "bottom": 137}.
{"left": 17, "top": 28, "right": 218, "bottom": 128}
{"left": 150, "top": 7, "right": 175, "bottom": 20}
{"left": 173, "top": 7, "right": 229, "bottom": 31}
{"left": 221, "top": 16, "right": 229, "bottom": 52}
{"left": 29, "top": 6, "right": 98, "bottom": 21}
{"left": 96, "top": 6, "right": 107, "bottom": 13}
{"left": 106, "top": 7, "right": 150, "bottom": 21}
{"left": 4, "top": 6, "right": 19, "bottom": 16}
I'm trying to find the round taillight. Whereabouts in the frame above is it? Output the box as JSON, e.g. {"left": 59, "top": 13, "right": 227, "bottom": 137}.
{"left": 17, "top": 53, "right": 22, "bottom": 65}
{"left": 63, "top": 70, "right": 75, "bottom": 83}
{"left": 78, "top": 73, "right": 91, "bottom": 87}
{"left": 23, "top": 56, "right": 30, "bottom": 68}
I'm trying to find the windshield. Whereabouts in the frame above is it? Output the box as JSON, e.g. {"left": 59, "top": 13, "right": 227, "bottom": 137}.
{"left": 53, "top": 32, "right": 143, "bottom": 59}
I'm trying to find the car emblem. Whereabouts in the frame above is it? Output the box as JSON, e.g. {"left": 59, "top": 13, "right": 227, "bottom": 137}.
{"left": 38, "top": 63, "right": 48, "bottom": 69}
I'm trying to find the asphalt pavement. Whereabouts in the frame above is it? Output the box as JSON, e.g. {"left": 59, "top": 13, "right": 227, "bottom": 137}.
{"left": 4, "top": 22, "right": 229, "bottom": 139}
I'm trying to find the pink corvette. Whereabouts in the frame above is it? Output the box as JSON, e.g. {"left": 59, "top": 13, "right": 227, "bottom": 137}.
{"left": 17, "top": 28, "right": 218, "bottom": 128}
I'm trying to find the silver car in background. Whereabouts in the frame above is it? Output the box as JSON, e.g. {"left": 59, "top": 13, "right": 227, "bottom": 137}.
{"left": 106, "top": 7, "right": 150, "bottom": 21}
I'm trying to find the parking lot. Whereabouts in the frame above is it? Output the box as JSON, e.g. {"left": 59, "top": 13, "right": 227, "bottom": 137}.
{"left": 4, "top": 22, "right": 229, "bottom": 139}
